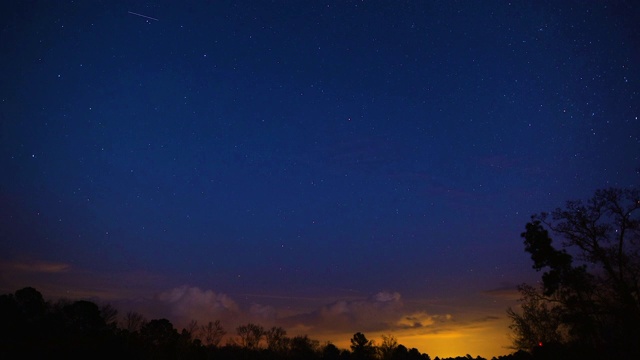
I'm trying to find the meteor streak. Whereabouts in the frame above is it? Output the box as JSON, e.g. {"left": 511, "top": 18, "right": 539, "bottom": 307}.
{"left": 128, "top": 11, "right": 159, "bottom": 21}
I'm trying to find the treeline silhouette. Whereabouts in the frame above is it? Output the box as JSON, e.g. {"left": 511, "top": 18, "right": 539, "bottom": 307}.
{"left": 0, "top": 287, "right": 530, "bottom": 360}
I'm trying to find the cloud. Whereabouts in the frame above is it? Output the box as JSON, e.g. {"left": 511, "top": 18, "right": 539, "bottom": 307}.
{"left": 147, "top": 286, "right": 497, "bottom": 358}
{"left": 0, "top": 258, "right": 176, "bottom": 303}
{"left": 373, "top": 291, "right": 401, "bottom": 303}
{"left": 250, "top": 303, "right": 277, "bottom": 321}
{"left": 1, "top": 260, "right": 71, "bottom": 273}
{"left": 396, "top": 311, "right": 452, "bottom": 329}
{"left": 157, "top": 286, "right": 239, "bottom": 324}
{"left": 482, "top": 284, "right": 521, "bottom": 301}
{"left": 278, "top": 291, "right": 458, "bottom": 336}
{"left": 272, "top": 291, "right": 467, "bottom": 356}
{"left": 283, "top": 291, "right": 409, "bottom": 333}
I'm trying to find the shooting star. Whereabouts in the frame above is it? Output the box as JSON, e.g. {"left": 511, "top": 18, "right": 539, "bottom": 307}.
{"left": 128, "top": 11, "right": 159, "bottom": 21}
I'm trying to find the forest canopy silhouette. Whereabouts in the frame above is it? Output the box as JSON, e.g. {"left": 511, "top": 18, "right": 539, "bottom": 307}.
{"left": 2, "top": 187, "right": 638, "bottom": 360}
{"left": 0, "top": 286, "right": 517, "bottom": 360}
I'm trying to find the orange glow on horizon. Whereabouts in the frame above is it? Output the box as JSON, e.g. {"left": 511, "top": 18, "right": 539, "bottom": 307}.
{"left": 308, "top": 319, "right": 513, "bottom": 360}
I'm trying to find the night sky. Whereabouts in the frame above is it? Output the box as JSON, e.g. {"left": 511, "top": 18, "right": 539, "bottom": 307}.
{"left": 1, "top": 1, "right": 638, "bottom": 358}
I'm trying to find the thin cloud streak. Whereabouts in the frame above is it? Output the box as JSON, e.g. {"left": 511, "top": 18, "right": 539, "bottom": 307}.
{"left": 0, "top": 260, "right": 71, "bottom": 273}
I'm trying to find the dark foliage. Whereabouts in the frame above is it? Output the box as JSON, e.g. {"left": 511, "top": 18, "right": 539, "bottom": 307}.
{"left": 509, "top": 187, "right": 640, "bottom": 360}
{"left": 0, "top": 286, "right": 543, "bottom": 360}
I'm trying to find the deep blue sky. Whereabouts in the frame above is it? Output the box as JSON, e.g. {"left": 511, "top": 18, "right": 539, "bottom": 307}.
{"left": 1, "top": 1, "right": 638, "bottom": 358}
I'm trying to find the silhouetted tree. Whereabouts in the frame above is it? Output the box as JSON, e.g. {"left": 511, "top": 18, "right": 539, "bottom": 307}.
{"left": 122, "top": 311, "right": 147, "bottom": 333}
{"left": 185, "top": 319, "right": 199, "bottom": 337}
{"left": 100, "top": 303, "right": 118, "bottom": 329}
{"left": 0, "top": 288, "right": 48, "bottom": 358}
{"left": 392, "top": 344, "right": 410, "bottom": 360}
{"left": 236, "top": 322, "right": 264, "bottom": 350}
{"left": 0, "top": 292, "right": 19, "bottom": 338}
{"left": 511, "top": 187, "right": 640, "bottom": 359}
{"left": 140, "top": 318, "right": 180, "bottom": 359}
{"left": 506, "top": 284, "right": 565, "bottom": 351}
{"left": 177, "top": 324, "right": 205, "bottom": 359}
{"left": 491, "top": 350, "right": 533, "bottom": 360}
{"left": 64, "top": 300, "right": 106, "bottom": 334}
{"left": 265, "top": 326, "right": 288, "bottom": 352}
{"left": 289, "top": 334, "right": 320, "bottom": 360}
{"left": 379, "top": 334, "right": 398, "bottom": 360}
{"left": 14, "top": 287, "right": 46, "bottom": 322}
{"left": 407, "top": 347, "right": 429, "bottom": 360}
{"left": 350, "top": 332, "right": 376, "bottom": 360}
{"left": 0, "top": 286, "right": 494, "bottom": 360}
{"left": 322, "top": 342, "right": 341, "bottom": 360}
{"left": 340, "top": 348, "right": 353, "bottom": 360}
{"left": 141, "top": 318, "right": 179, "bottom": 346}
{"left": 52, "top": 299, "right": 123, "bottom": 359}
{"left": 199, "top": 319, "right": 226, "bottom": 347}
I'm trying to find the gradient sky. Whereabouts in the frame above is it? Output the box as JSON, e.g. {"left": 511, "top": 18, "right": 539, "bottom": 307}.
{"left": 1, "top": 1, "right": 638, "bottom": 358}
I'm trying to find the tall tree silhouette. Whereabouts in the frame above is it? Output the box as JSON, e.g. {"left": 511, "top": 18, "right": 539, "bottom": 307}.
{"left": 379, "top": 334, "right": 399, "bottom": 360}
{"left": 289, "top": 334, "right": 320, "bottom": 360}
{"left": 350, "top": 332, "right": 376, "bottom": 360}
{"left": 322, "top": 343, "right": 341, "bottom": 360}
{"left": 122, "top": 311, "right": 146, "bottom": 333}
{"left": 199, "top": 320, "right": 226, "bottom": 347}
{"left": 511, "top": 187, "right": 640, "bottom": 358}
{"left": 265, "top": 326, "right": 288, "bottom": 352}
{"left": 235, "top": 323, "right": 264, "bottom": 350}
{"left": 140, "top": 318, "right": 180, "bottom": 359}
{"left": 14, "top": 287, "right": 46, "bottom": 322}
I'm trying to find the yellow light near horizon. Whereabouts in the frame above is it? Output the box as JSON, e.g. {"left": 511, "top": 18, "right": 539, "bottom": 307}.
{"left": 399, "top": 331, "right": 508, "bottom": 359}
{"left": 314, "top": 319, "right": 512, "bottom": 359}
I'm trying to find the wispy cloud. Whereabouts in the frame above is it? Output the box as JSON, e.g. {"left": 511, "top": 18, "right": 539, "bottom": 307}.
{"left": 0, "top": 258, "right": 172, "bottom": 304}
{"left": 153, "top": 288, "right": 487, "bottom": 342}
{"left": 396, "top": 311, "right": 452, "bottom": 329}
{"left": 249, "top": 303, "right": 277, "bottom": 322}
{"left": 482, "top": 284, "right": 521, "bottom": 301}
{"left": 1, "top": 260, "right": 71, "bottom": 273}
{"left": 281, "top": 291, "right": 405, "bottom": 333}
{"left": 157, "top": 286, "right": 240, "bottom": 324}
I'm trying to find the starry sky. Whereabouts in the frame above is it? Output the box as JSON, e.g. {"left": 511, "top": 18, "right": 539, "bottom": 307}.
{"left": 1, "top": 1, "right": 638, "bottom": 358}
